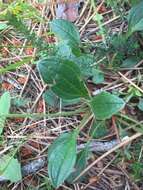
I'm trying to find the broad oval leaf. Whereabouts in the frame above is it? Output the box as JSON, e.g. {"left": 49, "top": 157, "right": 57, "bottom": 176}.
{"left": 90, "top": 91, "right": 125, "bottom": 120}
{"left": 0, "top": 154, "right": 22, "bottom": 182}
{"left": 0, "top": 92, "right": 11, "bottom": 135}
{"left": 52, "top": 60, "right": 90, "bottom": 100}
{"left": 128, "top": 1, "right": 143, "bottom": 35}
{"left": 50, "top": 19, "right": 80, "bottom": 48}
{"left": 37, "top": 57, "right": 60, "bottom": 84}
{"left": 48, "top": 132, "right": 77, "bottom": 188}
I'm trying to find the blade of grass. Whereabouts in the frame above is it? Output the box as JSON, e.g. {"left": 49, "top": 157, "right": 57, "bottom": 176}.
{"left": 0, "top": 57, "right": 32, "bottom": 75}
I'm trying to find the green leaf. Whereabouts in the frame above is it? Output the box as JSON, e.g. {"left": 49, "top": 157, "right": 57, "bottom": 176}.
{"left": 128, "top": 1, "right": 143, "bottom": 35}
{"left": 67, "top": 149, "right": 88, "bottom": 183}
{"left": 0, "top": 57, "right": 32, "bottom": 74}
{"left": 92, "top": 68, "right": 104, "bottom": 84}
{"left": 121, "top": 57, "right": 139, "bottom": 68}
{"left": 48, "top": 132, "right": 77, "bottom": 188}
{"left": 131, "top": 161, "right": 143, "bottom": 180}
{"left": 56, "top": 45, "right": 95, "bottom": 78}
{"left": 138, "top": 98, "right": 143, "bottom": 111}
{"left": 90, "top": 91, "right": 125, "bottom": 120}
{"left": 43, "top": 90, "right": 59, "bottom": 108}
{"left": 50, "top": 19, "right": 80, "bottom": 49}
{"left": 52, "top": 60, "right": 90, "bottom": 100}
{"left": 37, "top": 57, "right": 60, "bottom": 84}
{"left": 0, "top": 23, "right": 8, "bottom": 30}
{"left": 93, "top": 13, "right": 103, "bottom": 21}
{"left": 50, "top": 19, "right": 81, "bottom": 56}
{"left": 44, "top": 89, "right": 80, "bottom": 108}
{"left": 128, "top": 86, "right": 142, "bottom": 97}
{"left": 71, "top": 54, "right": 95, "bottom": 77}
{"left": 56, "top": 41, "right": 73, "bottom": 58}
{"left": 0, "top": 92, "right": 11, "bottom": 135}
{"left": 0, "top": 154, "right": 22, "bottom": 182}
{"left": 89, "top": 121, "right": 108, "bottom": 138}
{"left": 12, "top": 97, "right": 30, "bottom": 108}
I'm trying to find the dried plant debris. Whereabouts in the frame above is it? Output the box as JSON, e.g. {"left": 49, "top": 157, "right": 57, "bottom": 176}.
{"left": 56, "top": 1, "right": 83, "bottom": 22}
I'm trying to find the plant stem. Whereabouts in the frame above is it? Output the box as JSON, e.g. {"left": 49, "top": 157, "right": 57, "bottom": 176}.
{"left": 4, "top": 108, "right": 88, "bottom": 119}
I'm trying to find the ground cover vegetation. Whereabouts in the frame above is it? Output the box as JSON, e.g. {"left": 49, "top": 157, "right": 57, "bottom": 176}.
{"left": 0, "top": 0, "right": 143, "bottom": 189}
